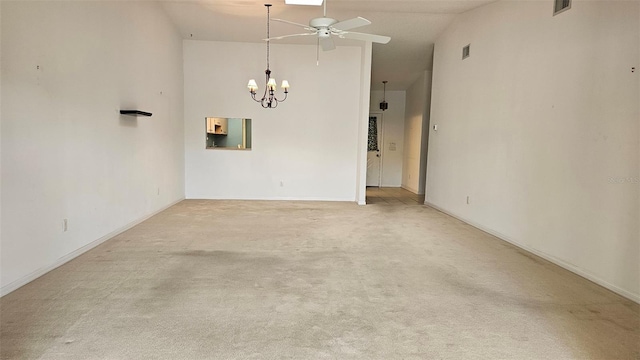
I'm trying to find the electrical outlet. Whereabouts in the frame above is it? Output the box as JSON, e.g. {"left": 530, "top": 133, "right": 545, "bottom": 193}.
{"left": 280, "top": 181, "right": 284, "bottom": 187}
{"left": 466, "top": 196, "right": 470, "bottom": 204}
{"left": 157, "top": 187, "right": 160, "bottom": 195}
{"left": 63, "top": 219, "right": 68, "bottom": 232}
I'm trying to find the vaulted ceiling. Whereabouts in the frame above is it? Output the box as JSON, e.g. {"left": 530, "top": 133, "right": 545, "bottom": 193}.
{"left": 161, "top": 0, "right": 494, "bottom": 90}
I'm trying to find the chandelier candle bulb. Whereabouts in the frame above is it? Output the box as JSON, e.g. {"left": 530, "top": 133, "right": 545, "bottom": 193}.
{"left": 247, "top": 79, "right": 258, "bottom": 92}
{"left": 267, "top": 78, "right": 277, "bottom": 90}
{"left": 281, "top": 80, "right": 290, "bottom": 90}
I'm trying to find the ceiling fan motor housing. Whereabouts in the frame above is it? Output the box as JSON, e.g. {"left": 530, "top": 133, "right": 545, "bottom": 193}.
{"left": 310, "top": 17, "right": 338, "bottom": 29}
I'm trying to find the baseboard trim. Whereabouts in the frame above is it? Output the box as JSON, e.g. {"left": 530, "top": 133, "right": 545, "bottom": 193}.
{"left": 424, "top": 200, "right": 640, "bottom": 304}
{"left": 0, "top": 198, "right": 185, "bottom": 297}
{"left": 401, "top": 185, "right": 423, "bottom": 195}
{"left": 186, "top": 196, "right": 356, "bottom": 202}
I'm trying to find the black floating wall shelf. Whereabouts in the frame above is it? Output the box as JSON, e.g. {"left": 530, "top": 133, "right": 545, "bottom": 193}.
{"left": 120, "top": 110, "right": 152, "bottom": 117}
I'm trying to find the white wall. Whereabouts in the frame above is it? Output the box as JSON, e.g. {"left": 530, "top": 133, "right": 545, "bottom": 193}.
{"left": 184, "top": 40, "right": 364, "bottom": 201}
{"left": 0, "top": 1, "right": 3, "bottom": 279}
{"left": 356, "top": 42, "right": 373, "bottom": 205}
{"left": 1, "top": 1, "right": 185, "bottom": 294}
{"left": 403, "top": 71, "right": 432, "bottom": 194}
{"left": 427, "top": 1, "right": 639, "bottom": 301}
{"left": 369, "top": 90, "right": 405, "bottom": 187}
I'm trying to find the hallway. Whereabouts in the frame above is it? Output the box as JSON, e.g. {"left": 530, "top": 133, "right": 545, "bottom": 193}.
{"left": 366, "top": 186, "right": 425, "bottom": 205}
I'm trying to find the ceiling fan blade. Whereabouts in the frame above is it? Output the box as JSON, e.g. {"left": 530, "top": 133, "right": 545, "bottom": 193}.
{"left": 340, "top": 31, "right": 391, "bottom": 44}
{"left": 264, "top": 32, "right": 317, "bottom": 41}
{"left": 331, "top": 17, "right": 371, "bottom": 31}
{"left": 319, "top": 37, "right": 336, "bottom": 51}
{"left": 272, "top": 18, "right": 314, "bottom": 31}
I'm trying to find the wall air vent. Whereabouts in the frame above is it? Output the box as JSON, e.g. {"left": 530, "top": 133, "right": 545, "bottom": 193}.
{"left": 554, "top": 0, "right": 571, "bottom": 15}
{"left": 462, "top": 44, "right": 470, "bottom": 60}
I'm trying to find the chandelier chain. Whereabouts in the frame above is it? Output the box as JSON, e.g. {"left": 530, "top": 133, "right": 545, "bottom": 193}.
{"left": 266, "top": 4, "right": 270, "bottom": 70}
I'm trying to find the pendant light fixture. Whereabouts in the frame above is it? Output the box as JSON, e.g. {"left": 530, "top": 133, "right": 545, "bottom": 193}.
{"left": 247, "top": 4, "right": 290, "bottom": 109}
{"left": 379, "top": 80, "right": 388, "bottom": 111}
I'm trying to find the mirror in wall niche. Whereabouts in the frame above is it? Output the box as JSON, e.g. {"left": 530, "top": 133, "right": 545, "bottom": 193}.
{"left": 205, "top": 117, "right": 252, "bottom": 150}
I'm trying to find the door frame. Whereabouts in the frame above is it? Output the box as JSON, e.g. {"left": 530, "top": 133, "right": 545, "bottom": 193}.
{"left": 367, "top": 112, "right": 384, "bottom": 188}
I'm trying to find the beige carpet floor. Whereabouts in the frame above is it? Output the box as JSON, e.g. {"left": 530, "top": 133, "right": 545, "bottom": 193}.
{"left": 1, "top": 200, "right": 638, "bottom": 359}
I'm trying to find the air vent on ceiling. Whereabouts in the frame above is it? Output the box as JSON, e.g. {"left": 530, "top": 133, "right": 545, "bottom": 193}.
{"left": 554, "top": 0, "right": 571, "bottom": 15}
{"left": 462, "top": 44, "right": 470, "bottom": 60}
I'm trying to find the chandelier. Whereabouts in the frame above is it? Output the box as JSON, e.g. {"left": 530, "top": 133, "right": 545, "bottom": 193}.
{"left": 247, "top": 4, "right": 290, "bottom": 109}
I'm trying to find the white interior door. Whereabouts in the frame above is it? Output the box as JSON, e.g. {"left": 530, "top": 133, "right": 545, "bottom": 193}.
{"left": 366, "top": 114, "right": 382, "bottom": 187}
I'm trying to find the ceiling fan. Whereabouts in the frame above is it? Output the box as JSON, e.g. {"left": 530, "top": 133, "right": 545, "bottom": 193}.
{"left": 267, "top": 1, "right": 390, "bottom": 55}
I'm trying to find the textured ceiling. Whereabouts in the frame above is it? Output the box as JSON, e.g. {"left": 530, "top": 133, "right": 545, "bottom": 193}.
{"left": 161, "top": 0, "right": 494, "bottom": 90}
